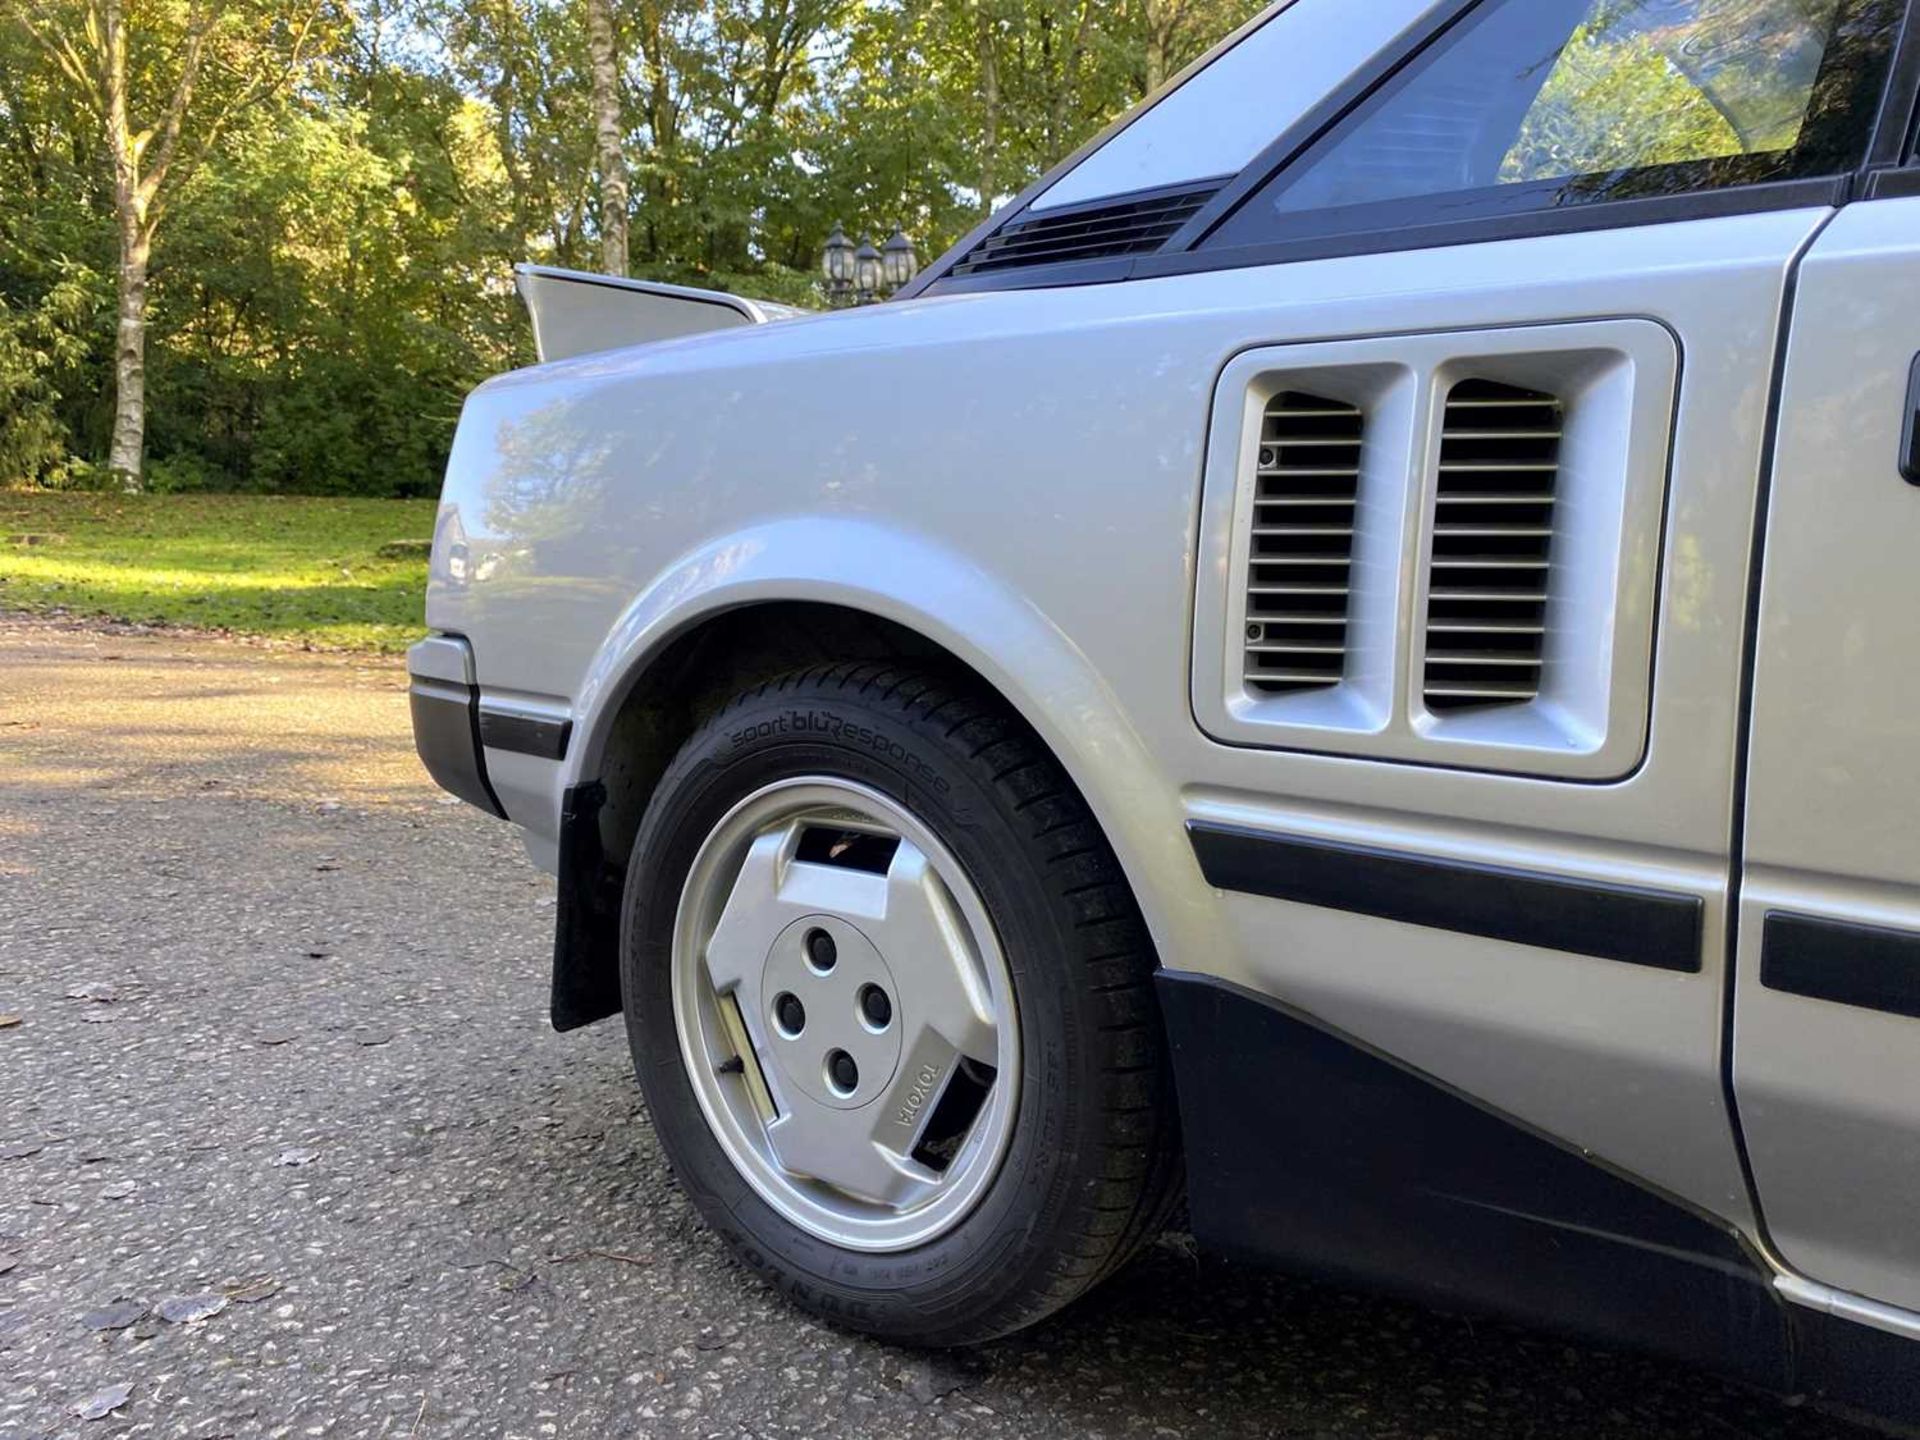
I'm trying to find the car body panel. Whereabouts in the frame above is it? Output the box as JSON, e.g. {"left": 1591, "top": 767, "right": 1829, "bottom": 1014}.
{"left": 1736, "top": 193, "right": 1920, "bottom": 1314}
{"left": 427, "top": 205, "right": 1831, "bottom": 1228}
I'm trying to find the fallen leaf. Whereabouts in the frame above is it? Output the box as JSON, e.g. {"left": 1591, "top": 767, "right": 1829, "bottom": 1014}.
{"left": 351, "top": 1029, "right": 393, "bottom": 1048}
{"left": 72, "top": 1382, "right": 132, "bottom": 1421}
{"left": 314, "top": 862, "right": 342, "bottom": 873}
{"left": 0, "top": 1015, "right": 21, "bottom": 1029}
{"left": 82, "top": 1299, "right": 146, "bottom": 1332}
{"left": 99, "top": 1181, "right": 135, "bottom": 1199}
{"left": 272, "top": 1147, "right": 318, "bottom": 1168}
{"left": 223, "top": 1275, "right": 280, "bottom": 1304}
{"left": 253, "top": 1029, "right": 297, "bottom": 1046}
{"left": 0, "top": 1140, "right": 47, "bottom": 1160}
{"left": 0, "top": 1254, "right": 18, "bottom": 1275}
{"left": 156, "top": 1292, "right": 226, "bottom": 1324}
{"left": 65, "top": 984, "right": 118, "bottom": 1003}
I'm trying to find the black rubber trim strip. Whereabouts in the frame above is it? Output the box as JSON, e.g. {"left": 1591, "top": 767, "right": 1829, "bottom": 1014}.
{"left": 1136, "top": 177, "right": 1852, "bottom": 282}
{"left": 1904, "top": 351, "right": 1920, "bottom": 484}
{"left": 922, "top": 176, "right": 1854, "bottom": 297}
{"left": 408, "top": 676, "right": 506, "bottom": 819}
{"left": 477, "top": 705, "right": 572, "bottom": 761}
{"left": 1865, "top": 164, "right": 1920, "bottom": 197}
{"left": 1761, "top": 911, "right": 1920, "bottom": 1020}
{"left": 1189, "top": 821, "right": 1703, "bottom": 972}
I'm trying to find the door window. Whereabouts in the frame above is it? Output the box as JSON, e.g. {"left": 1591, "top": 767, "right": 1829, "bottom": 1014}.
{"left": 1204, "top": 0, "right": 1904, "bottom": 251}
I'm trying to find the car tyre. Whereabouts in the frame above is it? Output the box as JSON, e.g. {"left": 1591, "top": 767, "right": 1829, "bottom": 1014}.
{"left": 619, "top": 662, "right": 1183, "bottom": 1344}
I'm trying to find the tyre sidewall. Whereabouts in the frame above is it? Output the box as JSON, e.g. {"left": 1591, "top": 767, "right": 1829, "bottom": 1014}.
{"left": 621, "top": 678, "right": 1111, "bottom": 1340}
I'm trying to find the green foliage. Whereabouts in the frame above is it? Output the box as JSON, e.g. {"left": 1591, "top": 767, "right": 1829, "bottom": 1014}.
{"left": 1504, "top": 27, "right": 1742, "bottom": 183}
{"left": 0, "top": 0, "right": 1263, "bottom": 498}
{"left": 0, "top": 269, "right": 97, "bottom": 486}
{"left": 0, "top": 491, "right": 438, "bottom": 650}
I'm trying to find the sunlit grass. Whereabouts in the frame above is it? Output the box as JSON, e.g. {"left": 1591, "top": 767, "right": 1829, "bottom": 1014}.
{"left": 0, "top": 493, "right": 438, "bottom": 653}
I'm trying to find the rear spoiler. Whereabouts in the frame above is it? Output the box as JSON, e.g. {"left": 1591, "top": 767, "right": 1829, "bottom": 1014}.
{"left": 515, "top": 264, "right": 806, "bottom": 363}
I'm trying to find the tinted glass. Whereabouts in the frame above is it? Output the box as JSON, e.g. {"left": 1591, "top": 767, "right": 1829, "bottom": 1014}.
{"left": 1030, "top": 0, "right": 1441, "bottom": 213}
{"left": 1206, "top": 0, "right": 1903, "bottom": 249}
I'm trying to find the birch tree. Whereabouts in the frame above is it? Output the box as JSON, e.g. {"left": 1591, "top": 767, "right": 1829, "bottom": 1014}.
{"left": 16, "top": 0, "right": 325, "bottom": 489}
{"left": 583, "top": 0, "right": 628, "bottom": 275}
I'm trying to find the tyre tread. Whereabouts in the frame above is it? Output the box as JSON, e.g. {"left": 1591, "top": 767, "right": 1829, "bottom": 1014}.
{"left": 638, "top": 660, "right": 1183, "bottom": 1343}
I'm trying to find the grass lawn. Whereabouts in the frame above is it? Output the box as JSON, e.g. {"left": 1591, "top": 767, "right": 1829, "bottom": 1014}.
{"left": 0, "top": 492, "right": 438, "bottom": 653}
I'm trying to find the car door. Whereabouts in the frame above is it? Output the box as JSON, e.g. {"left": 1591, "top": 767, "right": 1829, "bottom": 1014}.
{"left": 1734, "top": 168, "right": 1920, "bottom": 1318}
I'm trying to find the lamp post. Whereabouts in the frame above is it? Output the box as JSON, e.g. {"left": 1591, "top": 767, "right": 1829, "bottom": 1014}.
{"left": 821, "top": 222, "right": 855, "bottom": 302}
{"left": 882, "top": 230, "right": 917, "bottom": 293}
{"left": 821, "top": 224, "right": 917, "bottom": 307}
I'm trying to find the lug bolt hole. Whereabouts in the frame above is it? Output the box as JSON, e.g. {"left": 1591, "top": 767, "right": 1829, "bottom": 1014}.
{"left": 826, "top": 1049, "right": 859, "bottom": 1095}
{"left": 774, "top": 992, "right": 806, "bottom": 1038}
{"left": 805, "top": 928, "right": 838, "bottom": 974}
{"left": 858, "top": 984, "right": 893, "bottom": 1031}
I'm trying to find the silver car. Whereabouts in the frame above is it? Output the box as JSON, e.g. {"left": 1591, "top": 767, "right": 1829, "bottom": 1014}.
{"left": 409, "top": 0, "right": 1920, "bottom": 1421}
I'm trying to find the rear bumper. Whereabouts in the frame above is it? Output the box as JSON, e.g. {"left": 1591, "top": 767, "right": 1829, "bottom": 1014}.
{"left": 407, "top": 634, "right": 506, "bottom": 818}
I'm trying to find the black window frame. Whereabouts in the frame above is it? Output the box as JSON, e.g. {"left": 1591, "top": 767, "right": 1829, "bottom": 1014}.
{"left": 917, "top": 0, "right": 1920, "bottom": 297}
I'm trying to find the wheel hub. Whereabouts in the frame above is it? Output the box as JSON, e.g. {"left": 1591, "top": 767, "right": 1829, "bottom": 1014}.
{"left": 759, "top": 916, "right": 903, "bottom": 1112}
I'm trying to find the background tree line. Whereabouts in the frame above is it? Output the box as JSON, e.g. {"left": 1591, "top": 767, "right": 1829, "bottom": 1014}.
{"left": 0, "top": 0, "right": 1262, "bottom": 497}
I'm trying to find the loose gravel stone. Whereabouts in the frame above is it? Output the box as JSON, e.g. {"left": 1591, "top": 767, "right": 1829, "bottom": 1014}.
{"left": 0, "top": 615, "right": 1883, "bottom": 1440}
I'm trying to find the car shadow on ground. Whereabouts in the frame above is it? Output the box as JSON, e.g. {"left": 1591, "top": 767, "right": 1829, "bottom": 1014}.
{"left": 487, "top": 1037, "right": 1881, "bottom": 1440}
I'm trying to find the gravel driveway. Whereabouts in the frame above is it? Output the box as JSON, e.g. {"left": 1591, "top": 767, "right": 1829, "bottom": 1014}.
{"left": 0, "top": 616, "right": 1883, "bottom": 1439}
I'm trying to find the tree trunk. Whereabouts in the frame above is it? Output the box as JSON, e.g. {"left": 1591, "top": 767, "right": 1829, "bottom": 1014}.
{"left": 108, "top": 216, "right": 150, "bottom": 490}
{"left": 979, "top": 10, "right": 999, "bottom": 217}
{"left": 101, "top": 0, "right": 146, "bottom": 491}
{"left": 1144, "top": 0, "right": 1176, "bottom": 96}
{"left": 585, "top": 0, "right": 629, "bottom": 277}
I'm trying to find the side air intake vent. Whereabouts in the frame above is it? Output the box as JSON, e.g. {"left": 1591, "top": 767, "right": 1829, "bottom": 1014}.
{"left": 1423, "top": 379, "right": 1562, "bottom": 710}
{"left": 1243, "top": 391, "right": 1363, "bottom": 695}
{"left": 952, "top": 183, "right": 1218, "bottom": 277}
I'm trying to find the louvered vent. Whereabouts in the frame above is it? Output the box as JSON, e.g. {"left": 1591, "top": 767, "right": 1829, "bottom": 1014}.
{"left": 1423, "top": 379, "right": 1563, "bottom": 710}
{"left": 952, "top": 183, "right": 1218, "bottom": 276}
{"left": 1243, "top": 391, "right": 1363, "bottom": 695}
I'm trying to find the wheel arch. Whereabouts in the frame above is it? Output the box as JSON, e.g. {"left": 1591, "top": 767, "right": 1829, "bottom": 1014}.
{"left": 548, "top": 528, "right": 1208, "bottom": 1031}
